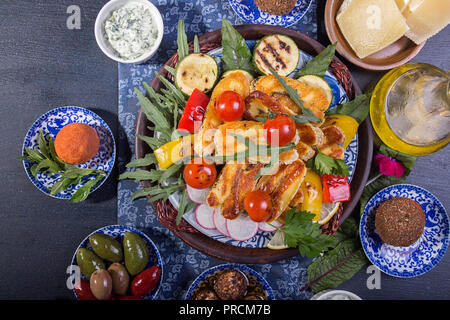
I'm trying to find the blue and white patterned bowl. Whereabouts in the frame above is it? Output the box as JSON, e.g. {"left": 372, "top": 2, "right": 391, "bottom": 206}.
{"left": 170, "top": 40, "right": 357, "bottom": 249}
{"left": 69, "top": 224, "right": 163, "bottom": 300}
{"left": 360, "top": 184, "right": 449, "bottom": 278}
{"left": 22, "top": 106, "right": 115, "bottom": 200}
{"left": 185, "top": 263, "right": 275, "bottom": 300}
{"left": 229, "top": 0, "right": 313, "bottom": 27}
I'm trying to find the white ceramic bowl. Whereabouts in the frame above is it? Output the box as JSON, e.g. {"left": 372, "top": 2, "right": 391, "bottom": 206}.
{"left": 94, "top": 0, "right": 164, "bottom": 64}
{"left": 310, "top": 289, "right": 362, "bottom": 300}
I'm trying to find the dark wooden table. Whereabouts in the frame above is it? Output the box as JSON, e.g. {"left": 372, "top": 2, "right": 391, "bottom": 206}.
{"left": 0, "top": 0, "right": 448, "bottom": 299}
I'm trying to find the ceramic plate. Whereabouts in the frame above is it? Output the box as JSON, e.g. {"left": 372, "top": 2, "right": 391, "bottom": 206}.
{"left": 229, "top": 0, "right": 313, "bottom": 27}
{"left": 360, "top": 184, "right": 449, "bottom": 278}
{"left": 169, "top": 40, "right": 357, "bottom": 249}
{"left": 69, "top": 224, "right": 163, "bottom": 300}
{"left": 185, "top": 263, "right": 275, "bottom": 300}
{"left": 22, "top": 106, "right": 115, "bottom": 199}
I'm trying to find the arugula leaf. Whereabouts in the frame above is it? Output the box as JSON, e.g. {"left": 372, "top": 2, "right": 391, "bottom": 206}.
{"left": 50, "top": 176, "right": 79, "bottom": 196}
{"left": 280, "top": 209, "right": 336, "bottom": 258}
{"left": 269, "top": 67, "right": 321, "bottom": 124}
{"left": 177, "top": 20, "right": 189, "bottom": 60}
{"left": 306, "top": 150, "right": 350, "bottom": 177}
{"left": 37, "top": 130, "right": 51, "bottom": 159}
{"left": 118, "top": 169, "right": 164, "bottom": 182}
{"left": 327, "top": 94, "right": 371, "bottom": 124}
{"left": 306, "top": 238, "right": 369, "bottom": 293}
{"left": 126, "top": 154, "right": 157, "bottom": 168}
{"left": 295, "top": 43, "right": 337, "bottom": 78}
{"left": 130, "top": 182, "right": 185, "bottom": 201}
{"left": 69, "top": 175, "right": 104, "bottom": 203}
{"left": 221, "top": 19, "right": 255, "bottom": 74}
{"left": 193, "top": 34, "right": 200, "bottom": 53}
{"left": 176, "top": 188, "right": 196, "bottom": 225}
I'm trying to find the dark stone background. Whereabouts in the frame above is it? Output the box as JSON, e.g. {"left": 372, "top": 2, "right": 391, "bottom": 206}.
{"left": 0, "top": 0, "right": 448, "bottom": 299}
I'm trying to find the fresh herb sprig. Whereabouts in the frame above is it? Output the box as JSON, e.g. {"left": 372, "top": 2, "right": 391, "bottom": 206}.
{"left": 18, "top": 130, "right": 106, "bottom": 202}
{"left": 119, "top": 49, "right": 194, "bottom": 224}
{"left": 295, "top": 43, "right": 337, "bottom": 78}
{"left": 268, "top": 67, "right": 322, "bottom": 124}
{"left": 277, "top": 209, "right": 337, "bottom": 258}
{"left": 221, "top": 19, "right": 255, "bottom": 74}
{"left": 306, "top": 149, "right": 350, "bottom": 177}
{"left": 327, "top": 93, "right": 371, "bottom": 124}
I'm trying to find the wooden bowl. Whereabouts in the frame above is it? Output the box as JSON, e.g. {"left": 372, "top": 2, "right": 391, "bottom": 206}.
{"left": 135, "top": 24, "right": 373, "bottom": 264}
{"left": 324, "top": 0, "right": 426, "bottom": 71}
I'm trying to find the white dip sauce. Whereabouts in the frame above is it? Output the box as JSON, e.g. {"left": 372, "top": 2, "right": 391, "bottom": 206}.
{"left": 103, "top": 2, "right": 158, "bottom": 60}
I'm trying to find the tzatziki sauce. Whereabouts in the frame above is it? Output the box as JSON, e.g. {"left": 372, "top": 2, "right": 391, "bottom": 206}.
{"left": 103, "top": 2, "right": 158, "bottom": 60}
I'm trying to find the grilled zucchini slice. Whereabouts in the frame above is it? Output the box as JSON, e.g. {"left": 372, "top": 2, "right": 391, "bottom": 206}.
{"left": 175, "top": 53, "right": 219, "bottom": 96}
{"left": 253, "top": 34, "right": 299, "bottom": 76}
{"left": 297, "top": 75, "right": 333, "bottom": 109}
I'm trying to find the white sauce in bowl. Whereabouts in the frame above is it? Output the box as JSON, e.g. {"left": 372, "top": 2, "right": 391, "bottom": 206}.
{"left": 103, "top": 1, "right": 158, "bottom": 60}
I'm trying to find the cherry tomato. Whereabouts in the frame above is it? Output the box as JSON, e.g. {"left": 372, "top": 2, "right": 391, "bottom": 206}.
{"left": 131, "top": 266, "right": 162, "bottom": 297}
{"left": 244, "top": 190, "right": 273, "bottom": 222}
{"left": 183, "top": 158, "right": 217, "bottom": 189}
{"left": 74, "top": 280, "right": 97, "bottom": 300}
{"left": 264, "top": 116, "right": 296, "bottom": 147}
{"left": 214, "top": 91, "right": 245, "bottom": 122}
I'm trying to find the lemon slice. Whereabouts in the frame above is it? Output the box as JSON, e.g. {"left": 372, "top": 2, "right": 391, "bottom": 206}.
{"left": 267, "top": 230, "right": 288, "bottom": 250}
{"left": 318, "top": 202, "right": 340, "bottom": 225}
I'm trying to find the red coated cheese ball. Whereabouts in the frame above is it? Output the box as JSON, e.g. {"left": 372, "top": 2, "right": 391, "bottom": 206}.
{"left": 54, "top": 123, "right": 100, "bottom": 165}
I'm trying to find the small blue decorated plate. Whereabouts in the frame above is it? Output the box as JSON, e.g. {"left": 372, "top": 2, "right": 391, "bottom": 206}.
{"left": 185, "top": 263, "right": 274, "bottom": 300}
{"left": 229, "top": 0, "right": 313, "bottom": 27}
{"left": 21, "top": 106, "right": 115, "bottom": 200}
{"left": 69, "top": 225, "right": 163, "bottom": 300}
{"left": 360, "top": 184, "right": 449, "bottom": 278}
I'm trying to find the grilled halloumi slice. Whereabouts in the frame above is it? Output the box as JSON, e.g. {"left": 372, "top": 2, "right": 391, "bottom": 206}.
{"left": 194, "top": 70, "right": 253, "bottom": 156}
{"left": 206, "top": 163, "right": 263, "bottom": 220}
{"left": 253, "top": 75, "right": 330, "bottom": 121}
{"left": 213, "top": 120, "right": 298, "bottom": 164}
{"left": 263, "top": 160, "right": 307, "bottom": 223}
{"left": 318, "top": 125, "right": 345, "bottom": 159}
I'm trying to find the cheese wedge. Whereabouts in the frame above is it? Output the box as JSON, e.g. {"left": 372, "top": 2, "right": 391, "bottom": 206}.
{"left": 395, "top": 0, "right": 410, "bottom": 12}
{"left": 336, "top": 0, "right": 410, "bottom": 58}
{"left": 402, "top": 0, "right": 450, "bottom": 44}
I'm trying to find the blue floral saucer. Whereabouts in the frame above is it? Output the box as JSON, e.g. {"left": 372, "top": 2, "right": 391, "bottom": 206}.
{"left": 185, "top": 263, "right": 275, "bottom": 300}
{"left": 69, "top": 225, "right": 163, "bottom": 300}
{"left": 21, "top": 106, "right": 115, "bottom": 200}
{"left": 360, "top": 184, "right": 449, "bottom": 278}
{"left": 229, "top": 0, "right": 313, "bottom": 27}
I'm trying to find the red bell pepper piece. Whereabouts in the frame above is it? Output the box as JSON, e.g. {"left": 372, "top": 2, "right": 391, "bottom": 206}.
{"left": 322, "top": 174, "right": 351, "bottom": 203}
{"left": 74, "top": 280, "right": 97, "bottom": 300}
{"left": 178, "top": 89, "right": 210, "bottom": 134}
{"left": 131, "top": 265, "right": 162, "bottom": 297}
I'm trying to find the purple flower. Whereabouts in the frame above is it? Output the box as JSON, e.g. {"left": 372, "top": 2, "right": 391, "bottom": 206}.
{"left": 374, "top": 154, "right": 405, "bottom": 178}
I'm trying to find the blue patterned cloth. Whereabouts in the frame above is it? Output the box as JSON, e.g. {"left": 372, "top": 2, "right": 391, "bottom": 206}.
{"left": 118, "top": 0, "right": 317, "bottom": 300}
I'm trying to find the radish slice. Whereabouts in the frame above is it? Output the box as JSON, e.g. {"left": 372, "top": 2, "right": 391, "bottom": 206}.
{"left": 226, "top": 215, "right": 259, "bottom": 241}
{"left": 186, "top": 185, "right": 211, "bottom": 204}
{"left": 258, "top": 220, "right": 284, "bottom": 233}
{"left": 195, "top": 204, "right": 216, "bottom": 230}
{"left": 213, "top": 209, "right": 229, "bottom": 237}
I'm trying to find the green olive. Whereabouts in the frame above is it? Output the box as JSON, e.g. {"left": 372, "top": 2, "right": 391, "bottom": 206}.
{"left": 123, "top": 232, "right": 149, "bottom": 276}
{"left": 89, "top": 233, "right": 123, "bottom": 262}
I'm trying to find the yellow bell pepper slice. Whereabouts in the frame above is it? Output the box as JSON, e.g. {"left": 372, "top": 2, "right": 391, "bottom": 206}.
{"left": 323, "top": 114, "right": 359, "bottom": 149}
{"left": 154, "top": 135, "right": 195, "bottom": 169}
{"left": 299, "top": 169, "right": 323, "bottom": 222}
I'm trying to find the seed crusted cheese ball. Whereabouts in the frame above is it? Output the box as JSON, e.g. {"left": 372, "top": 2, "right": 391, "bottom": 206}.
{"left": 213, "top": 269, "right": 249, "bottom": 300}
{"left": 375, "top": 197, "right": 426, "bottom": 247}
{"left": 253, "top": 0, "right": 297, "bottom": 16}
